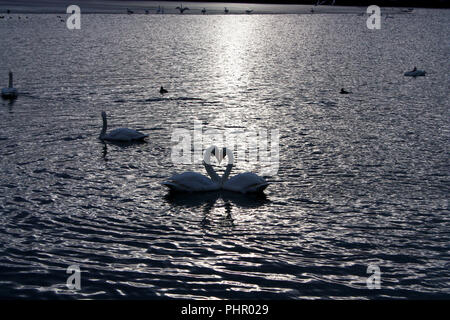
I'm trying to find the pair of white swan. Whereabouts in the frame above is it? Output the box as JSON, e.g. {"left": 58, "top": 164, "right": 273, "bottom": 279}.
{"left": 1, "top": 71, "right": 18, "bottom": 99}
{"left": 162, "top": 146, "right": 269, "bottom": 194}
{"left": 99, "top": 111, "right": 148, "bottom": 142}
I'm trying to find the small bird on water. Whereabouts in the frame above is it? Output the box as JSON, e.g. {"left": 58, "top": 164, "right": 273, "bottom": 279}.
{"left": 160, "top": 86, "right": 168, "bottom": 94}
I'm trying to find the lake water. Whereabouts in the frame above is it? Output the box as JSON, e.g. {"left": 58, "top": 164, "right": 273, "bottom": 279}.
{"left": 0, "top": 9, "right": 449, "bottom": 299}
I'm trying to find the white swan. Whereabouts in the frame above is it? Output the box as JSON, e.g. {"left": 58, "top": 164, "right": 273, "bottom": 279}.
{"left": 162, "top": 146, "right": 222, "bottom": 192}
{"left": 221, "top": 148, "right": 269, "bottom": 194}
{"left": 404, "top": 68, "right": 426, "bottom": 77}
{"left": 1, "top": 71, "right": 18, "bottom": 99}
{"left": 99, "top": 111, "right": 148, "bottom": 142}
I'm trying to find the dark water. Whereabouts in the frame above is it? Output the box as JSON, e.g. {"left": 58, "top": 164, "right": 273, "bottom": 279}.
{"left": 0, "top": 10, "right": 449, "bottom": 299}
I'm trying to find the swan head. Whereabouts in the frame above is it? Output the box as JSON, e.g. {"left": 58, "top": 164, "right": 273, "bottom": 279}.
{"left": 220, "top": 147, "right": 234, "bottom": 165}
{"left": 203, "top": 145, "right": 221, "bottom": 165}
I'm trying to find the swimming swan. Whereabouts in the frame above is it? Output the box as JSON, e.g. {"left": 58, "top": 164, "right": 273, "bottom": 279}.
{"left": 1, "top": 71, "right": 18, "bottom": 99}
{"left": 162, "top": 145, "right": 222, "bottom": 192}
{"left": 99, "top": 111, "right": 148, "bottom": 142}
{"left": 404, "top": 68, "right": 426, "bottom": 77}
{"left": 221, "top": 148, "right": 269, "bottom": 194}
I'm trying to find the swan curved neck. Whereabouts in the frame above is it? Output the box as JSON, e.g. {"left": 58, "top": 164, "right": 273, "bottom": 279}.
{"left": 100, "top": 114, "right": 107, "bottom": 138}
{"left": 220, "top": 148, "right": 234, "bottom": 185}
{"left": 203, "top": 145, "right": 220, "bottom": 183}
{"left": 221, "top": 164, "right": 233, "bottom": 185}
{"left": 203, "top": 161, "right": 220, "bottom": 183}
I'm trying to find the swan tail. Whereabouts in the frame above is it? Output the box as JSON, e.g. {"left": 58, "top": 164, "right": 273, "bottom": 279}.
{"left": 245, "top": 183, "right": 269, "bottom": 194}
{"left": 161, "top": 181, "right": 191, "bottom": 193}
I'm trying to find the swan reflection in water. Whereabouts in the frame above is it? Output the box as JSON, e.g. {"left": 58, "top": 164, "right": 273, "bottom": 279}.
{"left": 165, "top": 190, "right": 269, "bottom": 228}
{"left": 2, "top": 97, "right": 16, "bottom": 111}
{"left": 100, "top": 138, "right": 147, "bottom": 161}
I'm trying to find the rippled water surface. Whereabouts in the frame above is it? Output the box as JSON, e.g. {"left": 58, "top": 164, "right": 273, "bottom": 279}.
{"left": 0, "top": 11, "right": 449, "bottom": 299}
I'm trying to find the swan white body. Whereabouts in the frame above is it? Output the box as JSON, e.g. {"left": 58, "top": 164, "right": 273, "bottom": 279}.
{"left": 1, "top": 87, "right": 18, "bottom": 99}
{"left": 162, "top": 172, "right": 220, "bottom": 192}
{"left": 223, "top": 172, "right": 269, "bottom": 194}
{"left": 221, "top": 148, "right": 269, "bottom": 194}
{"left": 404, "top": 70, "right": 426, "bottom": 77}
{"left": 1, "top": 72, "right": 18, "bottom": 99}
{"left": 99, "top": 111, "right": 148, "bottom": 142}
{"left": 162, "top": 146, "right": 221, "bottom": 192}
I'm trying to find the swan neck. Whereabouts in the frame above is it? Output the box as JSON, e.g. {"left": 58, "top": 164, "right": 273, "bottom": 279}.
{"left": 221, "top": 164, "right": 233, "bottom": 185}
{"left": 101, "top": 114, "right": 107, "bottom": 138}
{"left": 203, "top": 161, "right": 220, "bottom": 183}
{"left": 220, "top": 148, "right": 234, "bottom": 185}
{"left": 8, "top": 72, "right": 13, "bottom": 88}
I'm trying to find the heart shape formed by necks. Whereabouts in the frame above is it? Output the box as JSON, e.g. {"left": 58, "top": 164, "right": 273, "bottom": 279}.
{"left": 202, "top": 146, "right": 234, "bottom": 185}
{"left": 202, "top": 145, "right": 222, "bottom": 165}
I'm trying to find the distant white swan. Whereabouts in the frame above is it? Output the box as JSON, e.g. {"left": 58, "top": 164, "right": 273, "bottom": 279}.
{"left": 221, "top": 148, "right": 269, "bottom": 194}
{"left": 404, "top": 67, "right": 426, "bottom": 77}
{"left": 99, "top": 111, "right": 148, "bottom": 142}
{"left": 1, "top": 71, "right": 18, "bottom": 99}
{"left": 162, "top": 145, "right": 222, "bottom": 192}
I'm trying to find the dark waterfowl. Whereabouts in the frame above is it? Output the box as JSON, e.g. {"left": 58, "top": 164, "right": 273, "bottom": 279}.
{"left": 176, "top": 5, "right": 189, "bottom": 14}
{"left": 160, "top": 86, "right": 168, "bottom": 94}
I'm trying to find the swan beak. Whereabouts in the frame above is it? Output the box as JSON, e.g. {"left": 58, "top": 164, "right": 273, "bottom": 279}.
{"left": 210, "top": 146, "right": 223, "bottom": 164}
{"left": 217, "top": 147, "right": 224, "bottom": 164}
{"left": 218, "top": 147, "right": 227, "bottom": 164}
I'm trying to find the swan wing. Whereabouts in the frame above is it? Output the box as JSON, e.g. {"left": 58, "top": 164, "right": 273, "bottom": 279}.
{"left": 162, "top": 172, "right": 219, "bottom": 192}
{"left": 104, "top": 128, "right": 148, "bottom": 141}
{"left": 223, "top": 172, "right": 269, "bottom": 194}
